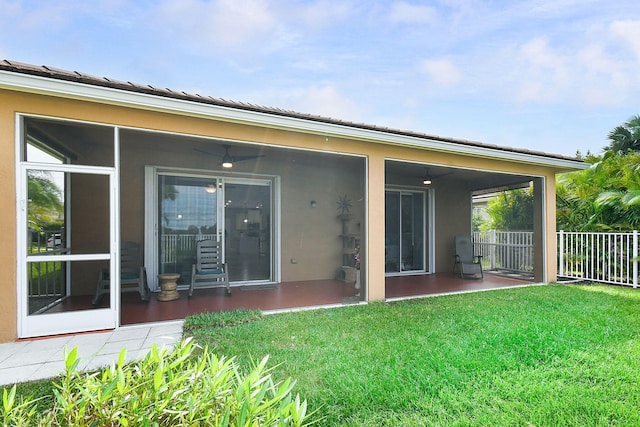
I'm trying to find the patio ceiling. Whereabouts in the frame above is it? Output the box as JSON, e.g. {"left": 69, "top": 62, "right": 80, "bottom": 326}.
{"left": 385, "top": 160, "right": 535, "bottom": 193}
{"left": 28, "top": 115, "right": 534, "bottom": 195}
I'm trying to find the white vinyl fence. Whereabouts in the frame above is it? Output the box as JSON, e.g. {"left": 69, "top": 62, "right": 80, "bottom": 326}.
{"left": 474, "top": 230, "right": 640, "bottom": 288}
{"left": 474, "top": 231, "right": 534, "bottom": 273}
{"left": 557, "top": 230, "right": 639, "bottom": 288}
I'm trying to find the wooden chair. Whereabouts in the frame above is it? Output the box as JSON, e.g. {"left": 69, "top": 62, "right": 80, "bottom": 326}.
{"left": 189, "top": 240, "right": 231, "bottom": 296}
{"left": 92, "top": 241, "right": 150, "bottom": 306}
{"left": 453, "top": 235, "right": 483, "bottom": 279}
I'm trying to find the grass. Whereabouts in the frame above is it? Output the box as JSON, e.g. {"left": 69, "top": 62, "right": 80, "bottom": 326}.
{"left": 6, "top": 284, "right": 640, "bottom": 425}
{"left": 186, "top": 284, "right": 640, "bottom": 426}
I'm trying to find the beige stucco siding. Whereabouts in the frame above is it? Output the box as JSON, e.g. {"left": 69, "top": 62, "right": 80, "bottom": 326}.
{"left": 0, "top": 91, "right": 18, "bottom": 342}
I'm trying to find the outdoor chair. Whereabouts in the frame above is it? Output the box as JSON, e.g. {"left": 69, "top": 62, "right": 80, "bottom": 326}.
{"left": 453, "top": 235, "right": 483, "bottom": 279}
{"left": 189, "top": 239, "right": 231, "bottom": 297}
{"left": 92, "top": 241, "right": 150, "bottom": 307}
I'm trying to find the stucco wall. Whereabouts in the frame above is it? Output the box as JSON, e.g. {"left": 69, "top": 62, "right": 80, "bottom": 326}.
{"left": 433, "top": 180, "right": 472, "bottom": 273}
{"left": 0, "top": 91, "right": 18, "bottom": 342}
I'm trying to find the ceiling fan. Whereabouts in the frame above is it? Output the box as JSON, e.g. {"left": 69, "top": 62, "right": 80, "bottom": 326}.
{"left": 194, "top": 144, "right": 264, "bottom": 169}
{"left": 422, "top": 167, "right": 454, "bottom": 186}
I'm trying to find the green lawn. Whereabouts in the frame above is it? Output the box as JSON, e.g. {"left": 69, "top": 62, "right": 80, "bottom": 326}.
{"left": 185, "top": 284, "right": 640, "bottom": 426}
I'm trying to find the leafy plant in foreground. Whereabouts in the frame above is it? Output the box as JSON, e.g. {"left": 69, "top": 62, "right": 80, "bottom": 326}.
{"left": 1, "top": 337, "right": 313, "bottom": 426}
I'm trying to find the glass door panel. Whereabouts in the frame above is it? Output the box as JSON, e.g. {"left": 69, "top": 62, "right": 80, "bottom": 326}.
{"left": 401, "top": 193, "right": 424, "bottom": 271}
{"left": 385, "top": 192, "right": 401, "bottom": 273}
{"left": 224, "top": 180, "right": 272, "bottom": 282}
{"left": 158, "top": 175, "right": 219, "bottom": 286}
{"left": 385, "top": 190, "right": 426, "bottom": 274}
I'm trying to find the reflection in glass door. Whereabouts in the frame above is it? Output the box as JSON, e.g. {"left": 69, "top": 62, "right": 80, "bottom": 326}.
{"left": 158, "top": 175, "right": 219, "bottom": 286}
{"left": 385, "top": 190, "right": 426, "bottom": 274}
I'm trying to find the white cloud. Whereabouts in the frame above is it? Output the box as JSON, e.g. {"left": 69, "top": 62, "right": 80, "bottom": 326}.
{"left": 155, "top": 0, "right": 286, "bottom": 56}
{"left": 578, "top": 44, "right": 619, "bottom": 75}
{"left": 297, "top": 85, "right": 364, "bottom": 120}
{"left": 419, "top": 58, "right": 462, "bottom": 86}
{"left": 389, "top": 1, "right": 438, "bottom": 25}
{"left": 515, "top": 81, "right": 550, "bottom": 103}
{"left": 520, "top": 37, "right": 564, "bottom": 69}
{"left": 0, "top": 1, "right": 68, "bottom": 30}
{"left": 609, "top": 19, "right": 640, "bottom": 62}
{"left": 297, "top": 1, "right": 353, "bottom": 30}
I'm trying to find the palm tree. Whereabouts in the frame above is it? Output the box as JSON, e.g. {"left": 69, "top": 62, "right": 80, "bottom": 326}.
{"left": 28, "top": 171, "right": 63, "bottom": 230}
{"left": 557, "top": 152, "right": 640, "bottom": 231}
{"left": 605, "top": 114, "right": 640, "bottom": 154}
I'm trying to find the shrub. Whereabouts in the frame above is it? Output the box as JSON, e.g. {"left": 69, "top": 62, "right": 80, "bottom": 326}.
{"left": 1, "top": 338, "right": 313, "bottom": 426}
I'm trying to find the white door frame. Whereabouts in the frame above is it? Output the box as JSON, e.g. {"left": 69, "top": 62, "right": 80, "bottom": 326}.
{"left": 16, "top": 116, "right": 120, "bottom": 338}
{"left": 144, "top": 166, "right": 279, "bottom": 290}
{"left": 384, "top": 186, "right": 434, "bottom": 276}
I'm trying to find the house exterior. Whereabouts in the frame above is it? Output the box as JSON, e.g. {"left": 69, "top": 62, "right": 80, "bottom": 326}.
{"left": 0, "top": 60, "right": 586, "bottom": 342}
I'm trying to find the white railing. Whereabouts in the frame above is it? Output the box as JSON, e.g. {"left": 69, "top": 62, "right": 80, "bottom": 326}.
{"left": 474, "top": 231, "right": 534, "bottom": 273}
{"left": 161, "top": 234, "right": 216, "bottom": 264}
{"left": 557, "top": 230, "right": 639, "bottom": 288}
{"left": 28, "top": 229, "right": 65, "bottom": 301}
{"left": 474, "top": 230, "right": 640, "bottom": 288}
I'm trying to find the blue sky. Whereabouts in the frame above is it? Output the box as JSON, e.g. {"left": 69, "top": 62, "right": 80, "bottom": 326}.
{"left": 2, "top": 0, "right": 639, "bottom": 157}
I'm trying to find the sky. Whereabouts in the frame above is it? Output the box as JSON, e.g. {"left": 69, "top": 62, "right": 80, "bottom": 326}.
{"left": 1, "top": 0, "right": 639, "bottom": 158}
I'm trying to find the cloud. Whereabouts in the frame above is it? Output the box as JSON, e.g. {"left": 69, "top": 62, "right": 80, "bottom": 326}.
{"left": 297, "top": 85, "right": 364, "bottom": 120}
{"left": 520, "top": 37, "right": 564, "bottom": 70}
{"left": 419, "top": 58, "right": 462, "bottom": 86}
{"left": 297, "top": 1, "right": 353, "bottom": 30}
{"left": 578, "top": 44, "right": 619, "bottom": 75}
{"left": 389, "top": 1, "right": 438, "bottom": 25}
{"left": 0, "top": 1, "right": 69, "bottom": 30}
{"left": 609, "top": 19, "right": 640, "bottom": 62}
{"left": 155, "top": 0, "right": 286, "bottom": 56}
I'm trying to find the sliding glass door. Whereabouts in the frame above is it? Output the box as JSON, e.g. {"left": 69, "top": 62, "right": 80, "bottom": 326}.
{"left": 152, "top": 170, "right": 274, "bottom": 288}
{"left": 385, "top": 190, "right": 427, "bottom": 274}
{"left": 223, "top": 179, "right": 272, "bottom": 282}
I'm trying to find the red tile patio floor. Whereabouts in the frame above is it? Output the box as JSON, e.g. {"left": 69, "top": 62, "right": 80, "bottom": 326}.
{"left": 119, "top": 272, "right": 534, "bottom": 325}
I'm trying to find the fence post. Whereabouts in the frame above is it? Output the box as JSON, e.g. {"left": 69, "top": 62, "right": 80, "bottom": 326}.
{"left": 490, "top": 229, "right": 496, "bottom": 270}
{"left": 633, "top": 230, "right": 638, "bottom": 289}
{"left": 558, "top": 230, "right": 564, "bottom": 277}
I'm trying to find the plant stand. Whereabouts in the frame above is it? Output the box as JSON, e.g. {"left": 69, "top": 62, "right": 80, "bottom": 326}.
{"left": 157, "top": 273, "right": 181, "bottom": 301}
{"left": 338, "top": 213, "right": 359, "bottom": 287}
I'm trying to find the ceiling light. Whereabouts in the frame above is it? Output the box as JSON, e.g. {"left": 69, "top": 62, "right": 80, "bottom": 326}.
{"left": 422, "top": 168, "right": 432, "bottom": 186}
{"left": 222, "top": 155, "right": 233, "bottom": 168}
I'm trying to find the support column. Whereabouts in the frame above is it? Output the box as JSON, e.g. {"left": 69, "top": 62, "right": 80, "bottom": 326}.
{"left": 366, "top": 154, "right": 386, "bottom": 301}
{"left": 533, "top": 176, "right": 556, "bottom": 283}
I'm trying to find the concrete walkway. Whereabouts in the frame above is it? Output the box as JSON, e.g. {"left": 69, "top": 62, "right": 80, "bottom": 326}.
{"left": 0, "top": 321, "right": 183, "bottom": 387}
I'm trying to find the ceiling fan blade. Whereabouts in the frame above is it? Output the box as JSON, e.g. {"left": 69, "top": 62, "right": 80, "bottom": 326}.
{"left": 232, "top": 154, "right": 265, "bottom": 162}
{"left": 193, "top": 145, "right": 265, "bottom": 166}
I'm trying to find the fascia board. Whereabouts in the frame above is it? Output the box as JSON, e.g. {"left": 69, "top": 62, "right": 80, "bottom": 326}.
{"left": 1, "top": 70, "right": 586, "bottom": 171}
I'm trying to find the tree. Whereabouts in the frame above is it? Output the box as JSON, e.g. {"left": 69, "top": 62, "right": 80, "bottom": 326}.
{"left": 485, "top": 187, "right": 534, "bottom": 231}
{"left": 604, "top": 114, "right": 640, "bottom": 154}
{"left": 556, "top": 152, "right": 640, "bottom": 231}
{"left": 27, "top": 171, "right": 63, "bottom": 230}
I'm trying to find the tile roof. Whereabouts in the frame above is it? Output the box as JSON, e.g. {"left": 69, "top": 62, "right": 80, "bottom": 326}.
{"left": 0, "top": 59, "right": 581, "bottom": 163}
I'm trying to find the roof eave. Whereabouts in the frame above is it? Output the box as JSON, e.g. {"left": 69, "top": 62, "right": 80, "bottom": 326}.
{"left": 0, "top": 69, "right": 587, "bottom": 171}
